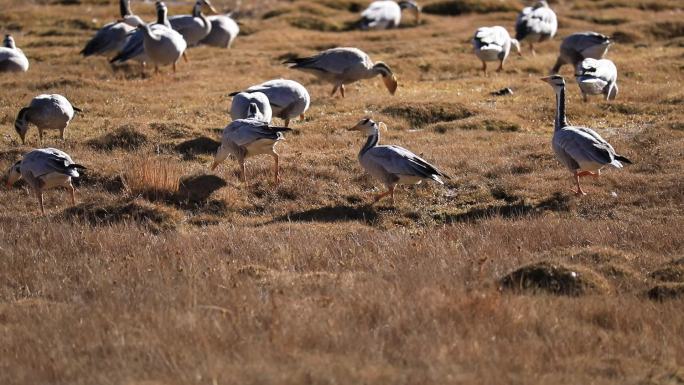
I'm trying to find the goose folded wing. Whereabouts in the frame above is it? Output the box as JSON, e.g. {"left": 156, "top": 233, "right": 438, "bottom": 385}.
{"left": 557, "top": 129, "right": 614, "bottom": 165}
{"left": 368, "top": 146, "right": 446, "bottom": 179}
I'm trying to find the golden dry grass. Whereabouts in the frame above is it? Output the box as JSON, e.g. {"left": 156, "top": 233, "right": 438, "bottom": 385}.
{"left": 0, "top": 0, "right": 683, "bottom": 383}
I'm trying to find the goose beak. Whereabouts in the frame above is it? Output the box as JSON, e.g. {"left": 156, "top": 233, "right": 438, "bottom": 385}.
{"left": 383, "top": 74, "right": 398, "bottom": 95}
{"left": 540, "top": 76, "right": 551, "bottom": 83}
{"left": 210, "top": 161, "right": 219, "bottom": 171}
{"left": 347, "top": 125, "right": 360, "bottom": 131}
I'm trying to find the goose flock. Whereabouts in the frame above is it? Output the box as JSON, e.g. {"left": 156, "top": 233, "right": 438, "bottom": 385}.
{"left": 2, "top": 0, "right": 633, "bottom": 215}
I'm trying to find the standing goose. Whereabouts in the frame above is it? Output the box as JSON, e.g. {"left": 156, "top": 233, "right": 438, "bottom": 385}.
{"left": 229, "top": 79, "right": 310, "bottom": 127}
{"left": 541, "top": 75, "right": 631, "bottom": 195}
{"left": 200, "top": 13, "right": 239, "bottom": 48}
{"left": 284, "top": 47, "right": 398, "bottom": 97}
{"left": 515, "top": 0, "right": 557, "bottom": 55}
{"left": 0, "top": 35, "right": 29, "bottom": 73}
{"left": 211, "top": 103, "right": 292, "bottom": 185}
{"left": 575, "top": 58, "right": 618, "bottom": 102}
{"left": 111, "top": 1, "right": 173, "bottom": 67}
{"left": 5, "top": 148, "right": 86, "bottom": 215}
{"left": 349, "top": 118, "right": 450, "bottom": 204}
{"left": 359, "top": 0, "right": 421, "bottom": 30}
{"left": 230, "top": 92, "right": 272, "bottom": 123}
{"left": 14, "top": 94, "right": 82, "bottom": 145}
{"left": 81, "top": 0, "right": 144, "bottom": 57}
{"left": 551, "top": 32, "right": 612, "bottom": 74}
{"left": 472, "top": 26, "right": 521, "bottom": 74}
{"left": 169, "top": 0, "right": 218, "bottom": 47}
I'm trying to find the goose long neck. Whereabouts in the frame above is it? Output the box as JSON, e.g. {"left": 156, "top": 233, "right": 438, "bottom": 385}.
{"left": 120, "top": 0, "right": 131, "bottom": 17}
{"left": 554, "top": 86, "right": 568, "bottom": 130}
{"left": 156, "top": 6, "right": 170, "bottom": 27}
{"left": 360, "top": 129, "right": 379, "bottom": 157}
{"left": 140, "top": 24, "right": 161, "bottom": 41}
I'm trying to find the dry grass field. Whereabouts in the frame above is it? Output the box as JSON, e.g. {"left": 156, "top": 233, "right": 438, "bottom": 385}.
{"left": 1, "top": 0, "right": 683, "bottom": 383}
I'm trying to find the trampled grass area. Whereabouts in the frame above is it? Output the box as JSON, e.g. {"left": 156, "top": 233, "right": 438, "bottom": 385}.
{"left": 0, "top": 0, "right": 682, "bottom": 384}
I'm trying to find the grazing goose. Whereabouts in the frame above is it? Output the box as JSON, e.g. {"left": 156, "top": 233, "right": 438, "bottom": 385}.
{"left": 515, "top": 0, "right": 557, "bottom": 55}
{"left": 230, "top": 92, "right": 272, "bottom": 123}
{"left": 575, "top": 58, "right": 618, "bottom": 102}
{"left": 169, "top": 0, "right": 217, "bottom": 47}
{"left": 349, "top": 118, "right": 450, "bottom": 204}
{"left": 229, "top": 79, "right": 310, "bottom": 127}
{"left": 211, "top": 103, "right": 292, "bottom": 185}
{"left": 5, "top": 148, "right": 86, "bottom": 215}
{"left": 551, "top": 32, "right": 612, "bottom": 74}
{"left": 541, "top": 75, "right": 631, "bottom": 195}
{"left": 284, "top": 47, "right": 398, "bottom": 97}
{"left": 359, "top": 0, "right": 421, "bottom": 30}
{"left": 472, "top": 26, "right": 521, "bottom": 74}
{"left": 81, "top": 0, "right": 144, "bottom": 57}
{"left": 15, "top": 94, "right": 82, "bottom": 145}
{"left": 0, "top": 35, "right": 29, "bottom": 73}
{"left": 200, "top": 14, "right": 239, "bottom": 48}
{"left": 111, "top": 1, "right": 173, "bottom": 67}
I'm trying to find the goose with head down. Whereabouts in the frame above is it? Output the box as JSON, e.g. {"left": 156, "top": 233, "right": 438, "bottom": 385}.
{"left": 358, "top": 0, "right": 421, "bottom": 30}
{"left": 515, "top": 0, "right": 557, "bottom": 55}
{"left": 14, "top": 94, "right": 82, "bottom": 145}
{"left": 541, "top": 75, "right": 631, "bottom": 195}
{"left": 551, "top": 32, "right": 612, "bottom": 74}
{"left": 81, "top": 0, "right": 144, "bottom": 58}
{"left": 348, "top": 118, "right": 450, "bottom": 204}
{"left": 211, "top": 103, "right": 293, "bottom": 186}
{"left": 284, "top": 47, "right": 398, "bottom": 98}
{"left": 0, "top": 35, "right": 29, "bottom": 73}
{"left": 5, "top": 148, "right": 86, "bottom": 215}
{"left": 229, "top": 79, "right": 310, "bottom": 127}
{"left": 575, "top": 58, "right": 618, "bottom": 102}
{"left": 472, "top": 26, "right": 520, "bottom": 74}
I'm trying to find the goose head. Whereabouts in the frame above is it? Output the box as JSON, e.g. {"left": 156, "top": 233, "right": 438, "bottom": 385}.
{"left": 14, "top": 107, "right": 30, "bottom": 145}
{"left": 511, "top": 38, "right": 521, "bottom": 56}
{"left": 5, "top": 161, "right": 21, "bottom": 188}
{"left": 3, "top": 35, "right": 16, "bottom": 49}
{"left": 398, "top": 0, "right": 421, "bottom": 25}
{"left": 541, "top": 75, "right": 566, "bottom": 92}
{"left": 373, "top": 62, "right": 398, "bottom": 95}
{"left": 201, "top": 0, "right": 218, "bottom": 14}
{"left": 348, "top": 118, "right": 387, "bottom": 135}
{"left": 247, "top": 103, "right": 265, "bottom": 121}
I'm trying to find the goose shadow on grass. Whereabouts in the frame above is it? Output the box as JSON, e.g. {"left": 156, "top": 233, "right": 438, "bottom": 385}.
{"left": 436, "top": 193, "right": 572, "bottom": 223}
{"left": 271, "top": 204, "right": 379, "bottom": 224}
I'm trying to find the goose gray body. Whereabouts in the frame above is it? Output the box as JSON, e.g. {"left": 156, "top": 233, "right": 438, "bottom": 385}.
{"left": 200, "top": 14, "right": 239, "bottom": 48}
{"left": 542, "top": 75, "right": 631, "bottom": 195}
{"left": 349, "top": 118, "right": 450, "bottom": 203}
{"left": 472, "top": 26, "right": 520, "bottom": 73}
{"left": 230, "top": 79, "right": 310, "bottom": 126}
{"left": 515, "top": 0, "right": 557, "bottom": 54}
{"left": 81, "top": 0, "right": 144, "bottom": 57}
{"left": 211, "top": 104, "right": 292, "bottom": 185}
{"left": 284, "top": 47, "right": 398, "bottom": 97}
{"left": 15, "top": 94, "right": 81, "bottom": 144}
{"left": 230, "top": 92, "right": 272, "bottom": 123}
{"left": 0, "top": 35, "right": 29, "bottom": 73}
{"left": 359, "top": 1, "right": 420, "bottom": 30}
{"left": 169, "top": 0, "right": 217, "bottom": 47}
{"left": 111, "top": 1, "right": 173, "bottom": 65}
{"left": 551, "top": 32, "right": 611, "bottom": 74}
{"left": 5, "top": 148, "right": 85, "bottom": 214}
{"left": 576, "top": 58, "right": 618, "bottom": 101}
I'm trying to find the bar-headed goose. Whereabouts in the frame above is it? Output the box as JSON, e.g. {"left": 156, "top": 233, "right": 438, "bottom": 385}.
{"left": 0, "top": 35, "right": 29, "bottom": 73}
{"left": 359, "top": 1, "right": 421, "bottom": 30}
{"left": 229, "top": 79, "right": 310, "bottom": 127}
{"left": 541, "top": 75, "right": 631, "bottom": 195}
{"left": 5, "top": 148, "right": 86, "bottom": 215}
{"left": 575, "top": 58, "right": 618, "bottom": 102}
{"left": 81, "top": 0, "right": 144, "bottom": 57}
{"left": 230, "top": 92, "right": 272, "bottom": 123}
{"left": 515, "top": 0, "right": 557, "bottom": 55}
{"left": 14, "top": 94, "right": 82, "bottom": 144}
{"left": 285, "top": 47, "right": 398, "bottom": 97}
{"left": 200, "top": 13, "right": 239, "bottom": 48}
{"left": 169, "top": 0, "right": 217, "bottom": 47}
{"left": 472, "top": 26, "right": 520, "bottom": 74}
{"left": 211, "top": 103, "right": 293, "bottom": 185}
{"left": 551, "top": 32, "right": 612, "bottom": 74}
{"left": 111, "top": 1, "right": 173, "bottom": 67}
{"left": 349, "top": 118, "right": 450, "bottom": 204}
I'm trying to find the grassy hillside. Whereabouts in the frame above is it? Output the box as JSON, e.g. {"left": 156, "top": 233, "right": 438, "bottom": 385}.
{"left": 0, "top": 0, "right": 683, "bottom": 383}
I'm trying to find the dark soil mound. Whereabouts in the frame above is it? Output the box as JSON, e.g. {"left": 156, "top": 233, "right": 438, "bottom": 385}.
{"left": 500, "top": 261, "right": 610, "bottom": 296}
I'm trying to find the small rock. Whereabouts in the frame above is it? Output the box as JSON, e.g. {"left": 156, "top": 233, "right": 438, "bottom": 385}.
{"left": 491, "top": 87, "right": 513, "bottom": 96}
